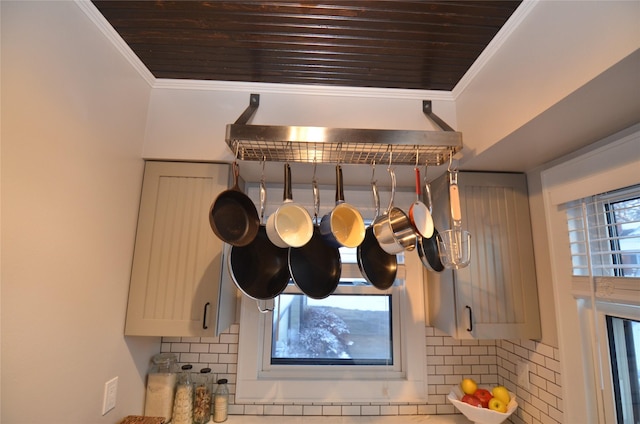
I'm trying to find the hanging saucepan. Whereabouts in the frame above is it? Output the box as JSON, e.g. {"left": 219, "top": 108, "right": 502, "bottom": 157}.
{"left": 228, "top": 175, "right": 290, "bottom": 300}
{"left": 320, "top": 165, "right": 366, "bottom": 248}
{"left": 266, "top": 163, "right": 314, "bottom": 248}
{"left": 357, "top": 172, "right": 398, "bottom": 290}
{"left": 373, "top": 167, "right": 417, "bottom": 254}
{"left": 209, "top": 161, "right": 260, "bottom": 246}
{"left": 289, "top": 175, "right": 341, "bottom": 299}
{"left": 416, "top": 172, "right": 444, "bottom": 272}
{"left": 409, "top": 167, "right": 434, "bottom": 238}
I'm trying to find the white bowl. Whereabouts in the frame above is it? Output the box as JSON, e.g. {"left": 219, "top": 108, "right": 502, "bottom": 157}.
{"left": 448, "top": 385, "right": 517, "bottom": 424}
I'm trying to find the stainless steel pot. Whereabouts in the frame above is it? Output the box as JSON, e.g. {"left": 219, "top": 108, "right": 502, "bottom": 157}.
{"left": 373, "top": 167, "right": 417, "bottom": 254}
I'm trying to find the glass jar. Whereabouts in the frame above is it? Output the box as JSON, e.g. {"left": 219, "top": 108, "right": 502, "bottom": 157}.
{"left": 193, "top": 367, "right": 212, "bottom": 424}
{"left": 213, "top": 378, "right": 229, "bottom": 422}
{"left": 172, "top": 364, "right": 194, "bottom": 424}
{"left": 144, "top": 353, "right": 177, "bottom": 422}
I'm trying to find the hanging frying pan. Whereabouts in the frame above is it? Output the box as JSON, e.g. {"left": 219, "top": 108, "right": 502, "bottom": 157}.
{"left": 416, "top": 171, "right": 444, "bottom": 272}
{"left": 409, "top": 167, "right": 434, "bottom": 238}
{"left": 357, "top": 176, "right": 398, "bottom": 290}
{"left": 289, "top": 176, "right": 341, "bottom": 299}
{"left": 228, "top": 175, "right": 290, "bottom": 300}
{"left": 209, "top": 161, "right": 260, "bottom": 247}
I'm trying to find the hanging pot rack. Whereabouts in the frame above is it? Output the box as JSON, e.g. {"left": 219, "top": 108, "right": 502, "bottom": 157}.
{"left": 225, "top": 94, "right": 462, "bottom": 166}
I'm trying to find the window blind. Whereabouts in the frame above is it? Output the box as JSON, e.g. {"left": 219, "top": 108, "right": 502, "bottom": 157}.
{"left": 564, "top": 184, "right": 640, "bottom": 278}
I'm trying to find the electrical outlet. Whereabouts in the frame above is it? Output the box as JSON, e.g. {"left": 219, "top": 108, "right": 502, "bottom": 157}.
{"left": 102, "top": 376, "right": 118, "bottom": 415}
{"left": 517, "top": 361, "right": 530, "bottom": 390}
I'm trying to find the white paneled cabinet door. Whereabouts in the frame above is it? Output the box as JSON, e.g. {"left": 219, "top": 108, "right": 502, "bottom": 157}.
{"left": 125, "top": 161, "right": 236, "bottom": 337}
{"left": 426, "top": 172, "right": 541, "bottom": 340}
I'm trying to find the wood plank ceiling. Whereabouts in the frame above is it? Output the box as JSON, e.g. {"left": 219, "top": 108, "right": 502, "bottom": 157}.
{"left": 92, "top": 1, "right": 521, "bottom": 91}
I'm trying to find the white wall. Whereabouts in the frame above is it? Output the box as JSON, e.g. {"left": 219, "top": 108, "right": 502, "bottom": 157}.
{"left": 455, "top": 0, "right": 640, "bottom": 160}
{"left": 1, "top": 2, "right": 159, "bottom": 422}
{"left": 141, "top": 83, "right": 458, "bottom": 188}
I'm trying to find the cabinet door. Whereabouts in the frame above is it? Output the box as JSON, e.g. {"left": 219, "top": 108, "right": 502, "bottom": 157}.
{"left": 125, "top": 161, "right": 236, "bottom": 337}
{"left": 426, "top": 172, "right": 541, "bottom": 340}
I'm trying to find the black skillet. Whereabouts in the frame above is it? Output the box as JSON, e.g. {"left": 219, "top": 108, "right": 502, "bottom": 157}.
{"left": 228, "top": 178, "right": 290, "bottom": 300}
{"left": 209, "top": 161, "right": 260, "bottom": 247}
{"left": 357, "top": 180, "right": 398, "bottom": 289}
{"left": 289, "top": 178, "right": 341, "bottom": 299}
{"left": 416, "top": 176, "right": 444, "bottom": 272}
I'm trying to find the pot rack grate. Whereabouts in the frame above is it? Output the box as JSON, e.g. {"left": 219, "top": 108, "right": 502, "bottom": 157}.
{"left": 225, "top": 94, "right": 462, "bottom": 166}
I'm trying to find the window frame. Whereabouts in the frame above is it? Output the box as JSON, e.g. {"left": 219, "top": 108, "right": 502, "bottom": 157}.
{"left": 235, "top": 250, "right": 427, "bottom": 404}
{"left": 263, "top": 279, "right": 402, "bottom": 374}
{"left": 541, "top": 125, "right": 640, "bottom": 423}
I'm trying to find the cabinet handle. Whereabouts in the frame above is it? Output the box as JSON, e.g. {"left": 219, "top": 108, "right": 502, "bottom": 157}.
{"left": 202, "top": 302, "right": 211, "bottom": 329}
{"left": 465, "top": 306, "right": 473, "bottom": 332}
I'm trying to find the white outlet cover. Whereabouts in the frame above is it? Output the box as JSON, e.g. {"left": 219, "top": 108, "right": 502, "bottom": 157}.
{"left": 102, "top": 376, "right": 118, "bottom": 415}
{"left": 517, "top": 362, "right": 530, "bottom": 390}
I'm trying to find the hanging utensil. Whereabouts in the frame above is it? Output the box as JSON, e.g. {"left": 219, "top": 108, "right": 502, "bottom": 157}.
{"left": 408, "top": 153, "right": 434, "bottom": 238}
{"left": 289, "top": 167, "right": 341, "bottom": 299}
{"left": 437, "top": 155, "right": 470, "bottom": 269}
{"left": 229, "top": 163, "right": 290, "bottom": 300}
{"left": 209, "top": 160, "right": 260, "bottom": 246}
{"left": 266, "top": 163, "right": 314, "bottom": 248}
{"left": 357, "top": 163, "right": 398, "bottom": 289}
{"left": 416, "top": 167, "right": 443, "bottom": 272}
{"left": 320, "top": 164, "right": 366, "bottom": 248}
{"left": 373, "top": 154, "right": 417, "bottom": 254}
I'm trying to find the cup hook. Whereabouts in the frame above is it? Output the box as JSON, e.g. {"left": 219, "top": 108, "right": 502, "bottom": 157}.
{"left": 447, "top": 150, "right": 458, "bottom": 172}
{"left": 234, "top": 141, "right": 240, "bottom": 161}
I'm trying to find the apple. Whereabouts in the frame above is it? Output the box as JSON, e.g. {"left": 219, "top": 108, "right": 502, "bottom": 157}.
{"left": 488, "top": 397, "right": 508, "bottom": 413}
{"left": 461, "top": 394, "right": 482, "bottom": 407}
{"left": 473, "top": 388, "right": 492, "bottom": 408}
{"left": 491, "top": 385, "right": 511, "bottom": 404}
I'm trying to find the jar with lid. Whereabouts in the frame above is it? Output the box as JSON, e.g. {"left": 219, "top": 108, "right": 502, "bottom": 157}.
{"left": 213, "top": 378, "right": 229, "bottom": 422}
{"left": 171, "top": 364, "right": 194, "bottom": 424}
{"left": 193, "top": 368, "right": 212, "bottom": 424}
{"left": 144, "top": 353, "right": 177, "bottom": 422}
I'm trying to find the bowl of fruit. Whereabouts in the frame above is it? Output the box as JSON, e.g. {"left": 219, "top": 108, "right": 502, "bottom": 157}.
{"left": 448, "top": 378, "right": 517, "bottom": 424}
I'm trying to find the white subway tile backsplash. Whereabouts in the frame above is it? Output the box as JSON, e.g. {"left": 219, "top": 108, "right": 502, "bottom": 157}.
{"left": 159, "top": 325, "right": 563, "bottom": 423}
{"left": 302, "top": 405, "right": 322, "bottom": 416}
{"left": 341, "top": 405, "right": 361, "bottom": 416}
{"left": 283, "top": 405, "right": 304, "bottom": 415}
{"left": 264, "top": 405, "right": 284, "bottom": 415}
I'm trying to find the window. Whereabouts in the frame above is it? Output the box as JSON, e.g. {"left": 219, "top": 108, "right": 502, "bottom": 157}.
{"left": 271, "top": 293, "right": 393, "bottom": 365}
{"left": 236, "top": 242, "right": 427, "bottom": 404}
{"left": 606, "top": 315, "right": 640, "bottom": 424}
{"left": 566, "top": 184, "right": 640, "bottom": 278}
{"left": 561, "top": 183, "right": 640, "bottom": 422}
{"left": 541, "top": 126, "right": 640, "bottom": 423}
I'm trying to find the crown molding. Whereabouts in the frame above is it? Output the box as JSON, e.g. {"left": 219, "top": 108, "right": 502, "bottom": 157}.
{"left": 451, "top": 0, "right": 539, "bottom": 99}
{"left": 75, "top": 0, "right": 155, "bottom": 87}
{"left": 152, "top": 78, "right": 454, "bottom": 101}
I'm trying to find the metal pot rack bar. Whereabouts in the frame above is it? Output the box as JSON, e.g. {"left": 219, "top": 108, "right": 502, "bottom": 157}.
{"left": 225, "top": 94, "right": 462, "bottom": 166}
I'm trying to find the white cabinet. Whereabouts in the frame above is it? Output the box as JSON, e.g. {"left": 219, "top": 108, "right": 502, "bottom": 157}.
{"left": 125, "top": 161, "right": 237, "bottom": 337}
{"left": 426, "top": 172, "right": 541, "bottom": 340}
